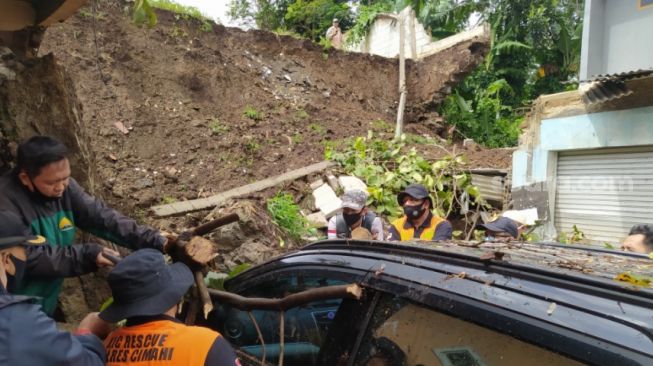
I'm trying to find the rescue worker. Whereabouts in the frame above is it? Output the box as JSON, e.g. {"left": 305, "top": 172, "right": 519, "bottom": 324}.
{"left": 327, "top": 189, "right": 384, "bottom": 241}
{"left": 388, "top": 184, "right": 452, "bottom": 241}
{"left": 477, "top": 209, "right": 536, "bottom": 241}
{"left": 0, "top": 135, "right": 169, "bottom": 315}
{"left": 622, "top": 224, "right": 653, "bottom": 254}
{"left": 477, "top": 217, "right": 521, "bottom": 241}
{"left": 101, "top": 249, "right": 240, "bottom": 366}
{"left": 0, "top": 209, "right": 111, "bottom": 366}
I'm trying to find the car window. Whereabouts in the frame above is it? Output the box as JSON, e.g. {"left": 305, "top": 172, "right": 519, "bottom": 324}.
{"left": 211, "top": 271, "right": 350, "bottom": 366}
{"left": 354, "top": 295, "right": 586, "bottom": 366}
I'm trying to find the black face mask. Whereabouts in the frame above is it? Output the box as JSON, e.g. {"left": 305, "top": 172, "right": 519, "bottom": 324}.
{"left": 25, "top": 176, "right": 61, "bottom": 203}
{"left": 6, "top": 255, "right": 26, "bottom": 293}
{"left": 403, "top": 203, "right": 425, "bottom": 220}
{"left": 343, "top": 213, "right": 362, "bottom": 227}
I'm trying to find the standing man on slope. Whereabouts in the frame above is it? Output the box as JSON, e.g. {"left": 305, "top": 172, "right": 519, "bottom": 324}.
{"left": 326, "top": 18, "right": 344, "bottom": 49}
{"left": 0, "top": 135, "right": 170, "bottom": 315}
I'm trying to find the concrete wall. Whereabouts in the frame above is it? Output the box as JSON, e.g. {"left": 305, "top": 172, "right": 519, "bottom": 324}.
{"left": 347, "top": 6, "right": 487, "bottom": 61}
{"left": 511, "top": 80, "right": 653, "bottom": 240}
{"left": 580, "top": 0, "right": 653, "bottom": 79}
{"left": 349, "top": 7, "right": 422, "bottom": 59}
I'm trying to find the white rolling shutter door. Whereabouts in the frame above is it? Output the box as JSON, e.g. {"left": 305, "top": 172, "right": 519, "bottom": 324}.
{"left": 554, "top": 147, "right": 653, "bottom": 244}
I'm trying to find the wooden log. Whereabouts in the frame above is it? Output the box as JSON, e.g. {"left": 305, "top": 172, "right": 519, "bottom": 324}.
{"left": 208, "top": 284, "right": 363, "bottom": 311}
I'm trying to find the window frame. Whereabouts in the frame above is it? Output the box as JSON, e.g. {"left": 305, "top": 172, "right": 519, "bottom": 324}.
{"left": 352, "top": 275, "right": 652, "bottom": 366}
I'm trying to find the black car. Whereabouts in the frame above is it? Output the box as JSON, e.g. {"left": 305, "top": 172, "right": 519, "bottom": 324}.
{"left": 207, "top": 239, "right": 653, "bottom": 366}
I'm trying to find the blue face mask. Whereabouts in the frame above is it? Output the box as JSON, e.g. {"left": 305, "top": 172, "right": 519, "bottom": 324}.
{"left": 6, "top": 255, "right": 26, "bottom": 292}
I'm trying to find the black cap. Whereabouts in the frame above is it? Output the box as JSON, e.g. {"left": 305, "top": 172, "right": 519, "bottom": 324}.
{"left": 477, "top": 217, "right": 519, "bottom": 238}
{"left": 99, "top": 249, "right": 194, "bottom": 323}
{"left": 397, "top": 183, "right": 433, "bottom": 207}
{"left": 0, "top": 210, "right": 46, "bottom": 249}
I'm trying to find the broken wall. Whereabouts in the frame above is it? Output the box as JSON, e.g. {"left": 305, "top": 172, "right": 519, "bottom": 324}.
{"left": 512, "top": 77, "right": 653, "bottom": 241}
{"left": 406, "top": 28, "right": 489, "bottom": 114}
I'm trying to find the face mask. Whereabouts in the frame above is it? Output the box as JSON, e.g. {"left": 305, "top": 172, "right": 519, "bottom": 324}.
{"left": 27, "top": 177, "right": 61, "bottom": 203}
{"left": 6, "top": 255, "right": 26, "bottom": 292}
{"left": 403, "top": 204, "right": 425, "bottom": 220}
{"left": 343, "top": 213, "right": 362, "bottom": 227}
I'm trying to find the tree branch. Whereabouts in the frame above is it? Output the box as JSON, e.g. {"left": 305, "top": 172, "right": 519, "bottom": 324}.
{"left": 247, "top": 311, "right": 266, "bottom": 366}
{"left": 208, "top": 283, "right": 363, "bottom": 311}
{"left": 195, "top": 271, "right": 214, "bottom": 319}
{"left": 278, "top": 311, "right": 285, "bottom": 366}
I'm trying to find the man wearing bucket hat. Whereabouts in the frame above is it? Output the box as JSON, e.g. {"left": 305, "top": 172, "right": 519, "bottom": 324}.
{"left": 101, "top": 249, "right": 239, "bottom": 366}
{"left": 389, "top": 183, "right": 452, "bottom": 241}
{"left": 0, "top": 209, "right": 109, "bottom": 365}
{"left": 327, "top": 189, "right": 384, "bottom": 241}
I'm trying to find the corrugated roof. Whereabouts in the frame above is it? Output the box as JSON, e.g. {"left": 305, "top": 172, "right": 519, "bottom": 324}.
{"left": 580, "top": 69, "right": 653, "bottom": 105}
{"left": 586, "top": 69, "right": 653, "bottom": 82}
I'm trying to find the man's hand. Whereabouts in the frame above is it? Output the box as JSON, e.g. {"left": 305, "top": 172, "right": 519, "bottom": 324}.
{"left": 77, "top": 312, "right": 112, "bottom": 339}
{"left": 95, "top": 247, "right": 121, "bottom": 267}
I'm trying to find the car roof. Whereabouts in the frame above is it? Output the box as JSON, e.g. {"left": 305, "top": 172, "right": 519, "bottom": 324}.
{"left": 227, "top": 239, "right": 653, "bottom": 362}
{"left": 300, "top": 239, "right": 653, "bottom": 292}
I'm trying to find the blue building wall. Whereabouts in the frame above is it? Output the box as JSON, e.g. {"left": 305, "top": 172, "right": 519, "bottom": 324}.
{"left": 512, "top": 105, "right": 653, "bottom": 188}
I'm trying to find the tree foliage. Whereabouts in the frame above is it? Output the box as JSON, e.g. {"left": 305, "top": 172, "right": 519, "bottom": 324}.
{"left": 330, "top": 133, "right": 484, "bottom": 220}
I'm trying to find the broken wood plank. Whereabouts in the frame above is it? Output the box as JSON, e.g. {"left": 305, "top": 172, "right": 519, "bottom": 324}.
{"left": 151, "top": 161, "right": 335, "bottom": 217}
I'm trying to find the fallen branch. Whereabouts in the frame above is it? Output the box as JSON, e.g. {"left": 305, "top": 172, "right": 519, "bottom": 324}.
{"left": 247, "top": 311, "right": 266, "bottom": 366}
{"left": 278, "top": 311, "right": 285, "bottom": 366}
{"left": 208, "top": 283, "right": 363, "bottom": 311}
{"left": 195, "top": 271, "right": 214, "bottom": 319}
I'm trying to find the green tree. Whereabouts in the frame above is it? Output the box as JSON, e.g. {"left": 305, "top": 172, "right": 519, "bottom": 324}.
{"left": 228, "top": 0, "right": 294, "bottom": 30}
{"left": 284, "top": 0, "right": 353, "bottom": 41}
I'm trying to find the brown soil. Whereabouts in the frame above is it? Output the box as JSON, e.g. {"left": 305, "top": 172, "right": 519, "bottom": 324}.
{"left": 39, "top": 0, "right": 511, "bottom": 218}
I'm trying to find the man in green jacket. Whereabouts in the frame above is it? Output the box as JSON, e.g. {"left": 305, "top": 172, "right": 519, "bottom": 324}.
{"left": 0, "top": 136, "right": 169, "bottom": 315}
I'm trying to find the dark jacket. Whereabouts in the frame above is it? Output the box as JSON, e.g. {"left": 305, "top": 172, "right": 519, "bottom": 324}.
{"left": 0, "top": 289, "right": 106, "bottom": 366}
{"left": 0, "top": 174, "right": 165, "bottom": 314}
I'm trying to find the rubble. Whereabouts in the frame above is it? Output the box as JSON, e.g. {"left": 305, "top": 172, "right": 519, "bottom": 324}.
{"left": 306, "top": 211, "right": 328, "bottom": 229}
{"left": 312, "top": 183, "right": 342, "bottom": 218}
{"left": 338, "top": 176, "right": 368, "bottom": 192}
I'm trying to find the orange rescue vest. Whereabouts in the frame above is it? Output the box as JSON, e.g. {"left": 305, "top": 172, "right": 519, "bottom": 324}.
{"left": 391, "top": 215, "right": 445, "bottom": 241}
{"left": 104, "top": 319, "right": 219, "bottom": 365}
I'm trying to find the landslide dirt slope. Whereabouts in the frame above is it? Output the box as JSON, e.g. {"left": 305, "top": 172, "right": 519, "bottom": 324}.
{"left": 40, "top": 0, "right": 511, "bottom": 215}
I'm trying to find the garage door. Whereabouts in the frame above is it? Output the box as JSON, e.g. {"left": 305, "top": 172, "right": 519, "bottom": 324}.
{"left": 555, "top": 147, "right": 653, "bottom": 244}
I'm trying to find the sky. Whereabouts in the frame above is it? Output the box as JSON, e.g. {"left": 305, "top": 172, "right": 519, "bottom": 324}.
{"left": 174, "top": 0, "right": 234, "bottom": 26}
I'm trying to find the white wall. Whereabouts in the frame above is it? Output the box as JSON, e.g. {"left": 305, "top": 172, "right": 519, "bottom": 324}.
{"left": 348, "top": 6, "right": 487, "bottom": 60}
{"left": 349, "top": 7, "right": 423, "bottom": 59}
{"left": 580, "top": 0, "right": 653, "bottom": 79}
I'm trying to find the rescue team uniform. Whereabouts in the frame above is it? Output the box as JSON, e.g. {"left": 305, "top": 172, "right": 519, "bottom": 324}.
{"left": 104, "top": 315, "right": 240, "bottom": 366}
{"left": 388, "top": 212, "right": 453, "bottom": 241}
{"left": 0, "top": 174, "right": 165, "bottom": 314}
{"left": 0, "top": 288, "right": 105, "bottom": 366}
